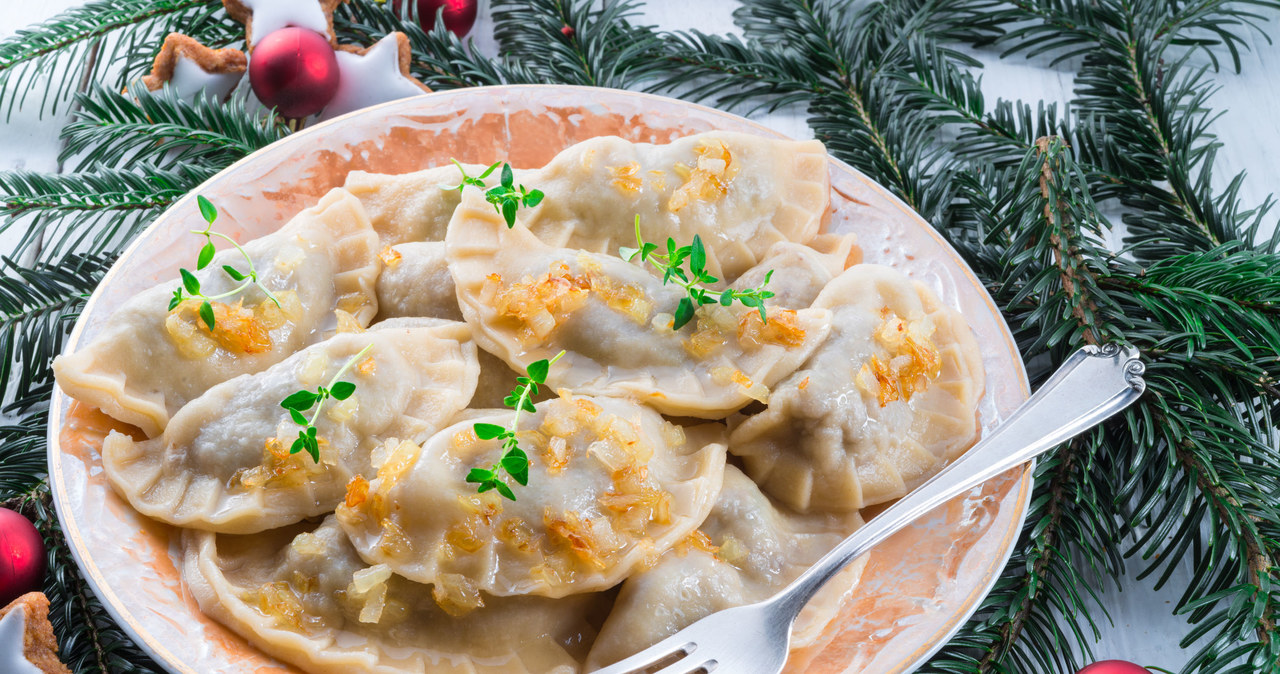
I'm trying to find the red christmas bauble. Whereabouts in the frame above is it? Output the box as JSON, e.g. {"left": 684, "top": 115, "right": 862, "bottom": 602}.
{"left": 0, "top": 508, "right": 46, "bottom": 606}
{"left": 1078, "top": 661, "right": 1151, "bottom": 674}
{"left": 248, "top": 27, "right": 340, "bottom": 119}
{"left": 394, "top": 0, "right": 478, "bottom": 38}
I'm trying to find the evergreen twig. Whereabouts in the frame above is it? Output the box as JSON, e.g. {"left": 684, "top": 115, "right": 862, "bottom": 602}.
{"left": 0, "top": 0, "right": 237, "bottom": 119}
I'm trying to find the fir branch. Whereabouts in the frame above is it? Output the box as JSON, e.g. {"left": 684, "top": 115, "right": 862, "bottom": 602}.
{"left": 491, "top": 0, "right": 666, "bottom": 89}
{"left": 0, "top": 0, "right": 237, "bottom": 119}
{"left": 0, "top": 163, "right": 212, "bottom": 261}
{"left": 992, "top": 0, "right": 1280, "bottom": 260}
{"left": 60, "top": 83, "right": 288, "bottom": 171}
{"left": 0, "top": 253, "right": 112, "bottom": 409}
{"left": 334, "top": 0, "right": 538, "bottom": 89}
{"left": 991, "top": 137, "right": 1126, "bottom": 351}
{"left": 0, "top": 414, "right": 48, "bottom": 501}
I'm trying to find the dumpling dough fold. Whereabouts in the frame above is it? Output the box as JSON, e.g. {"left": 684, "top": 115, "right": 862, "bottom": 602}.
{"left": 729, "top": 264, "right": 985, "bottom": 512}
{"left": 447, "top": 189, "right": 832, "bottom": 419}
{"left": 53, "top": 188, "right": 381, "bottom": 437}
{"left": 182, "top": 517, "right": 604, "bottom": 674}
{"left": 337, "top": 393, "right": 727, "bottom": 599}
{"left": 102, "top": 319, "right": 479, "bottom": 534}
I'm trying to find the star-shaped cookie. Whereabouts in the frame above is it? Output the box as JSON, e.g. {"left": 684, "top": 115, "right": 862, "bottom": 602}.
{"left": 317, "top": 32, "right": 431, "bottom": 122}
{"left": 0, "top": 593, "right": 71, "bottom": 674}
{"left": 222, "top": 0, "right": 347, "bottom": 48}
{"left": 141, "top": 33, "right": 247, "bottom": 102}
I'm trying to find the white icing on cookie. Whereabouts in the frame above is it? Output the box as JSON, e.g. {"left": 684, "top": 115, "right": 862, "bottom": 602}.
{"left": 317, "top": 34, "right": 427, "bottom": 122}
{"left": 171, "top": 54, "right": 244, "bottom": 102}
{"left": 0, "top": 606, "right": 44, "bottom": 674}
{"left": 241, "top": 0, "right": 330, "bottom": 46}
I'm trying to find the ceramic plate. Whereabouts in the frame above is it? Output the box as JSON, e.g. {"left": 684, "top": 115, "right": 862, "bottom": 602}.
{"left": 48, "top": 86, "right": 1030, "bottom": 674}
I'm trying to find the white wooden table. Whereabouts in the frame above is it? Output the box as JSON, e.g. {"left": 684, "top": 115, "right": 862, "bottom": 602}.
{"left": 3, "top": 2, "right": 1277, "bottom": 671}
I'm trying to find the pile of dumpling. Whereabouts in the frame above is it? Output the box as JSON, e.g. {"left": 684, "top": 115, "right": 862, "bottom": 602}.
{"left": 52, "top": 132, "right": 985, "bottom": 673}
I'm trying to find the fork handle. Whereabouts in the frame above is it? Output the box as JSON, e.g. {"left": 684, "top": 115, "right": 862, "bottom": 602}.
{"left": 772, "top": 344, "right": 1147, "bottom": 619}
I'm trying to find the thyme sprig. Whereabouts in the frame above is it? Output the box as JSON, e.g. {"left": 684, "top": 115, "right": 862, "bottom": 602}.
{"left": 467, "top": 350, "right": 566, "bottom": 501}
{"left": 280, "top": 344, "right": 373, "bottom": 462}
{"left": 620, "top": 216, "right": 775, "bottom": 330}
{"left": 443, "top": 159, "right": 544, "bottom": 227}
{"left": 168, "top": 195, "right": 281, "bottom": 331}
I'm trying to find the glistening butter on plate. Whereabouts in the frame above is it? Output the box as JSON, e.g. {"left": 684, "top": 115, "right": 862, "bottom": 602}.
{"left": 49, "top": 86, "right": 1030, "bottom": 674}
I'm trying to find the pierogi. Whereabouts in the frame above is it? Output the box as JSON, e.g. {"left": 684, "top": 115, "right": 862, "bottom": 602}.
{"left": 336, "top": 393, "right": 728, "bottom": 598}
{"left": 447, "top": 189, "right": 833, "bottom": 419}
{"left": 183, "top": 517, "right": 606, "bottom": 673}
{"left": 729, "top": 264, "right": 986, "bottom": 512}
{"left": 102, "top": 320, "right": 479, "bottom": 534}
{"left": 586, "top": 466, "right": 866, "bottom": 670}
{"left": 53, "top": 188, "right": 381, "bottom": 437}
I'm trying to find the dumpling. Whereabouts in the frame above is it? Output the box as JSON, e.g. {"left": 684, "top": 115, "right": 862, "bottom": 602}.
{"left": 182, "top": 517, "right": 606, "bottom": 674}
{"left": 101, "top": 319, "right": 479, "bottom": 534}
{"left": 729, "top": 264, "right": 985, "bottom": 512}
{"left": 521, "top": 132, "right": 830, "bottom": 282}
{"left": 344, "top": 162, "right": 479, "bottom": 245}
{"left": 730, "top": 233, "right": 859, "bottom": 309}
{"left": 447, "top": 189, "right": 833, "bottom": 419}
{"left": 53, "top": 188, "right": 381, "bottom": 437}
{"left": 585, "top": 466, "right": 865, "bottom": 670}
{"left": 375, "top": 242, "right": 463, "bottom": 321}
{"left": 336, "top": 392, "right": 727, "bottom": 598}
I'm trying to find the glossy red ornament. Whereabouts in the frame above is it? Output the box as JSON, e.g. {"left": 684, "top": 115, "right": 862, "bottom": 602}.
{"left": 248, "top": 27, "right": 340, "bottom": 119}
{"left": 1078, "top": 661, "right": 1151, "bottom": 674}
{"left": 0, "top": 508, "right": 45, "bottom": 607}
{"left": 394, "top": 0, "right": 478, "bottom": 38}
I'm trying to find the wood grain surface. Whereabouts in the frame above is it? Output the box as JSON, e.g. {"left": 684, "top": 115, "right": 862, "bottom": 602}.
{"left": 3, "top": 1, "right": 1277, "bottom": 670}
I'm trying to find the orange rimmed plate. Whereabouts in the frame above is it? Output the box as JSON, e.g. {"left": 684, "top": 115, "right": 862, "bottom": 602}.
{"left": 48, "top": 85, "right": 1030, "bottom": 674}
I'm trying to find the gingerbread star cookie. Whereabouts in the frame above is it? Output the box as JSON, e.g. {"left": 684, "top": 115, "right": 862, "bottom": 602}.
{"left": 317, "top": 32, "right": 431, "bottom": 121}
{"left": 222, "top": 0, "right": 347, "bottom": 48}
{"left": 141, "top": 33, "right": 247, "bottom": 103}
{"left": 0, "top": 593, "right": 72, "bottom": 674}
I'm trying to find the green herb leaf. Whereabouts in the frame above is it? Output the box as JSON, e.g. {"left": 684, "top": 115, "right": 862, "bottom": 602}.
{"left": 501, "top": 163, "right": 514, "bottom": 188}
{"left": 527, "top": 358, "right": 550, "bottom": 383}
{"left": 180, "top": 268, "right": 201, "bottom": 295}
{"left": 494, "top": 481, "right": 516, "bottom": 501}
{"left": 197, "top": 242, "right": 215, "bottom": 270}
{"left": 466, "top": 467, "right": 496, "bottom": 484}
{"left": 619, "top": 245, "right": 641, "bottom": 261}
{"left": 523, "top": 189, "right": 544, "bottom": 207}
{"left": 197, "top": 195, "right": 217, "bottom": 224}
{"left": 198, "top": 301, "right": 216, "bottom": 331}
{"left": 673, "top": 296, "right": 696, "bottom": 330}
{"left": 690, "top": 235, "right": 706, "bottom": 276}
{"left": 501, "top": 199, "right": 518, "bottom": 227}
{"left": 223, "top": 265, "right": 247, "bottom": 281}
{"left": 168, "top": 289, "right": 184, "bottom": 311}
{"left": 474, "top": 423, "right": 507, "bottom": 440}
{"left": 280, "top": 390, "right": 319, "bottom": 411}
{"left": 330, "top": 381, "right": 356, "bottom": 400}
{"left": 478, "top": 161, "right": 501, "bottom": 180}
{"left": 287, "top": 408, "right": 308, "bottom": 425}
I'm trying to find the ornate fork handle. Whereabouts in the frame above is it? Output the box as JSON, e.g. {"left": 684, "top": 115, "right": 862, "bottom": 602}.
{"left": 772, "top": 343, "right": 1147, "bottom": 619}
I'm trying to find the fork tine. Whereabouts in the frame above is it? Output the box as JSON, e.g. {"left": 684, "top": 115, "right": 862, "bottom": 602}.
{"left": 589, "top": 637, "right": 700, "bottom": 674}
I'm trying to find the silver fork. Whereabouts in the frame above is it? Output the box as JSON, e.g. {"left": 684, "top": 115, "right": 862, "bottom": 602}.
{"left": 593, "top": 344, "right": 1147, "bottom": 674}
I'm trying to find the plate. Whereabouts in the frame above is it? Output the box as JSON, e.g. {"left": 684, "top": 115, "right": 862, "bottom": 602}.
{"left": 48, "top": 86, "right": 1030, "bottom": 674}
